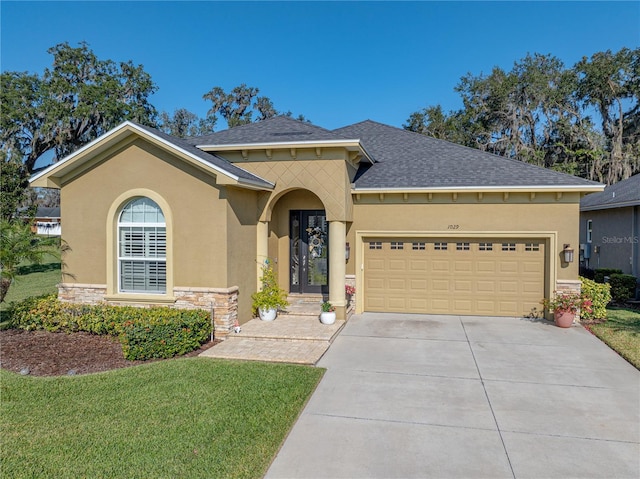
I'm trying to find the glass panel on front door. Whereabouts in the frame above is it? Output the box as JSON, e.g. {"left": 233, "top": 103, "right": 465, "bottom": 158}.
{"left": 290, "top": 210, "right": 328, "bottom": 294}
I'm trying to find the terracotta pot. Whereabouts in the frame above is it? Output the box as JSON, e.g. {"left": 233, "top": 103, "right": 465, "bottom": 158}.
{"left": 554, "top": 310, "right": 575, "bottom": 328}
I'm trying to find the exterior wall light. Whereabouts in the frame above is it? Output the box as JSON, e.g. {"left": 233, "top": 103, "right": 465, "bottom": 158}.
{"left": 345, "top": 242, "right": 351, "bottom": 261}
{"left": 563, "top": 244, "right": 574, "bottom": 263}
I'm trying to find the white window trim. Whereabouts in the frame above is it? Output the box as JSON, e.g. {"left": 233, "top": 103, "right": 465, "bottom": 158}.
{"left": 117, "top": 222, "right": 167, "bottom": 294}
{"left": 105, "top": 189, "right": 174, "bottom": 302}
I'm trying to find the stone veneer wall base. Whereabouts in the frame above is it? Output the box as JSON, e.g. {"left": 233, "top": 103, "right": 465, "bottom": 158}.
{"left": 58, "top": 283, "right": 237, "bottom": 339}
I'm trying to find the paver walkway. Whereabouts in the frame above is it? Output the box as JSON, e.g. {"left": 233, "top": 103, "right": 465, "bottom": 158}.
{"left": 199, "top": 314, "right": 345, "bottom": 364}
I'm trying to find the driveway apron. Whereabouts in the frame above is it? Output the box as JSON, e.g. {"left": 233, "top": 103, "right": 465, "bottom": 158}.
{"left": 266, "top": 313, "right": 640, "bottom": 479}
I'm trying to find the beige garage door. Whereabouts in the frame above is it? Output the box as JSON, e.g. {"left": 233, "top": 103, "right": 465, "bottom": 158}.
{"left": 364, "top": 238, "right": 545, "bottom": 317}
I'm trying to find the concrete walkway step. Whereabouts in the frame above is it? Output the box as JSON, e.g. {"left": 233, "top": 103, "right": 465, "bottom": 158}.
{"left": 238, "top": 315, "right": 344, "bottom": 341}
{"left": 199, "top": 315, "right": 346, "bottom": 365}
{"left": 199, "top": 337, "right": 331, "bottom": 364}
{"left": 282, "top": 295, "right": 324, "bottom": 317}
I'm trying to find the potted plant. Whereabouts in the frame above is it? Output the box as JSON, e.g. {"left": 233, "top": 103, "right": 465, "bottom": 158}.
{"left": 345, "top": 284, "right": 356, "bottom": 304}
{"left": 542, "top": 292, "right": 592, "bottom": 328}
{"left": 320, "top": 301, "right": 336, "bottom": 325}
{"left": 252, "top": 261, "right": 289, "bottom": 321}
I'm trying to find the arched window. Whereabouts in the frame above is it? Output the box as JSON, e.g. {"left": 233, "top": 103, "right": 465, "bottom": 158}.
{"left": 118, "top": 197, "right": 166, "bottom": 293}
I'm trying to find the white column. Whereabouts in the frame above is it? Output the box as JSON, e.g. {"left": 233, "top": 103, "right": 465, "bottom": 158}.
{"left": 328, "top": 220, "right": 346, "bottom": 307}
{"left": 256, "top": 221, "right": 269, "bottom": 290}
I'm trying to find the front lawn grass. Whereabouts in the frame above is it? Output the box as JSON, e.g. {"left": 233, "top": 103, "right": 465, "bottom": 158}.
{"left": 0, "top": 257, "right": 61, "bottom": 314}
{"left": 1, "top": 358, "right": 324, "bottom": 479}
{"left": 586, "top": 307, "right": 640, "bottom": 369}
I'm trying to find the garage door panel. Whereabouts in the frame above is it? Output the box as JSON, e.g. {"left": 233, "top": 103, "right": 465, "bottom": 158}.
{"left": 431, "top": 260, "right": 450, "bottom": 272}
{"left": 410, "top": 260, "right": 428, "bottom": 271}
{"left": 454, "top": 261, "right": 472, "bottom": 272}
{"left": 498, "top": 302, "right": 518, "bottom": 315}
{"left": 365, "top": 297, "right": 385, "bottom": 309}
{"left": 476, "top": 261, "right": 496, "bottom": 273}
{"left": 431, "top": 299, "right": 451, "bottom": 312}
{"left": 523, "top": 261, "right": 543, "bottom": 273}
{"left": 453, "top": 280, "right": 472, "bottom": 292}
{"left": 431, "top": 279, "right": 450, "bottom": 291}
{"left": 409, "top": 298, "right": 428, "bottom": 310}
{"left": 388, "top": 278, "right": 407, "bottom": 291}
{"left": 388, "top": 297, "right": 407, "bottom": 310}
{"left": 522, "top": 281, "right": 541, "bottom": 293}
{"left": 476, "top": 300, "right": 497, "bottom": 314}
{"left": 367, "top": 259, "right": 385, "bottom": 271}
{"left": 499, "top": 281, "right": 518, "bottom": 293}
{"left": 499, "top": 261, "right": 519, "bottom": 273}
{"left": 388, "top": 259, "right": 407, "bottom": 271}
{"left": 366, "top": 277, "right": 385, "bottom": 289}
{"left": 364, "top": 238, "right": 545, "bottom": 317}
{"left": 453, "top": 300, "right": 472, "bottom": 313}
{"left": 476, "top": 281, "right": 495, "bottom": 293}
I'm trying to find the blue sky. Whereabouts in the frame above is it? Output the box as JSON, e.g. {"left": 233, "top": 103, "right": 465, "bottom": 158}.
{"left": 1, "top": 1, "right": 639, "bottom": 131}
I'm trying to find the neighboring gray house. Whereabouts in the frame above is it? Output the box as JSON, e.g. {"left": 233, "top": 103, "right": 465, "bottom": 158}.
{"left": 34, "top": 206, "right": 61, "bottom": 236}
{"left": 580, "top": 174, "right": 640, "bottom": 278}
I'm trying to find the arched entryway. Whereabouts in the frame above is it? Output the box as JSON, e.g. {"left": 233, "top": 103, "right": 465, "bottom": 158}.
{"left": 267, "top": 189, "right": 328, "bottom": 294}
{"left": 257, "top": 188, "right": 349, "bottom": 318}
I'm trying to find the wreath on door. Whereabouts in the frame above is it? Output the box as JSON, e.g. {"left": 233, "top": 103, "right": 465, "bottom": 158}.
{"left": 306, "top": 226, "right": 325, "bottom": 259}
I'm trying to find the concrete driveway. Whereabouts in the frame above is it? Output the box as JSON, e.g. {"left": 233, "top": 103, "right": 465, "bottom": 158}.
{"left": 266, "top": 313, "right": 640, "bottom": 479}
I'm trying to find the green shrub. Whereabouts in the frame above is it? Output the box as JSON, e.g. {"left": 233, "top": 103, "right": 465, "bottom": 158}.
{"left": 609, "top": 274, "right": 638, "bottom": 302}
{"left": 594, "top": 268, "right": 623, "bottom": 283}
{"left": 10, "top": 294, "right": 68, "bottom": 331}
{"left": 7, "top": 295, "right": 211, "bottom": 360}
{"left": 120, "top": 307, "right": 211, "bottom": 360}
{"left": 580, "top": 277, "right": 611, "bottom": 320}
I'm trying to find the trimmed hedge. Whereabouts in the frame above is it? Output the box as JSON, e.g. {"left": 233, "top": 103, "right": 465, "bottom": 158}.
{"left": 609, "top": 274, "right": 638, "bottom": 302}
{"left": 119, "top": 309, "right": 211, "bottom": 360}
{"left": 594, "top": 268, "right": 623, "bottom": 283}
{"left": 580, "top": 276, "right": 611, "bottom": 320}
{"left": 8, "top": 295, "right": 212, "bottom": 360}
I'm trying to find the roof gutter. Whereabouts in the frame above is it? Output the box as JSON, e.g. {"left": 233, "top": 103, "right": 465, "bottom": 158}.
{"left": 352, "top": 184, "right": 605, "bottom": 194}
{"left": 196, "top": 139, "right": 375, "bottom": 164}
{"left": 580, "top": 200, "right": 640, "bottom": 211}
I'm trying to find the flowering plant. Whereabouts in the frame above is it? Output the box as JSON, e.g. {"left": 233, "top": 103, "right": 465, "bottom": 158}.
{"left": 542, "top": 292, "right": 592, "bottom": 315}
{"left": 321, "top": 301, "right": 335, "bottom": 313}
{"left": 345, "top": 285, "right": 356, "bottom": 296}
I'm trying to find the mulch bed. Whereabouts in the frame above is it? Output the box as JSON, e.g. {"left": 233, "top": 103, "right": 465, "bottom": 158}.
{"left": 0, "top": 329, "right": 220, "bottom": 377}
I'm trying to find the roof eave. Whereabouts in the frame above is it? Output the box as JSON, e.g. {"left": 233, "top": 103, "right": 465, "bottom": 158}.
{"left": 197, "top": 139, "right": 375, "bottom": 164}
{"left": 29, "top": 121, "right": 274, "bottom": 190}
{"left": 351, "top": 184, "right": 605, "bottom": 194}
{"left": 580, "top": 200, "right": 640, "bottom": 211}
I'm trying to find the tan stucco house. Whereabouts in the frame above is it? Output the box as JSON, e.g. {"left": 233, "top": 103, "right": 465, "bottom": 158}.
{"left": 30, "top": 116, "right": 604, "bottom": 336}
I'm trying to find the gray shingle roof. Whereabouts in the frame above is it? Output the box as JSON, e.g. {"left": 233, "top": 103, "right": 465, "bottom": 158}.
{"left": 334, "top": 120, "right": 602, "bottom": 189}
{"left": 154, "top": 117, "right": 603, "bottom": 190}
{"left": 132, "top": 122, "right": 273, "bottom": 188}
{"left": 186, "top": 116, "right": 351, "bottom": 145}
{"left": 580, "top": 174, "right": 640, "bottom": 210}
{"left": 36, "top": 206, "right": 60, "bottom": 218}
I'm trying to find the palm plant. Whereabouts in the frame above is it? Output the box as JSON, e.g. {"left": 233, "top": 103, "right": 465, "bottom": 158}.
{"left": 0, "top": 219, "right": 63, "bottom": 302}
